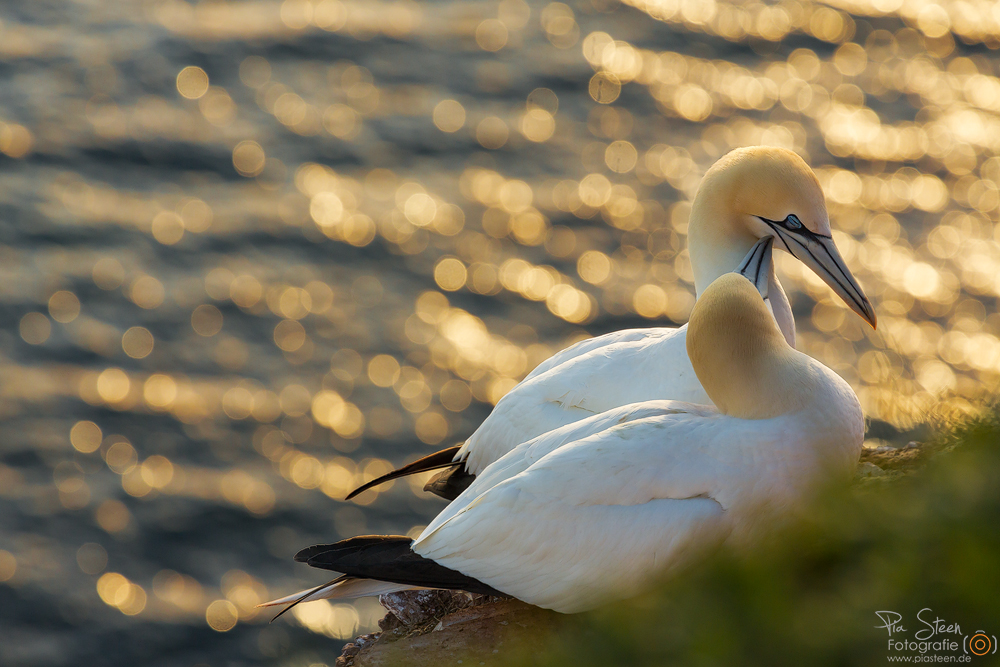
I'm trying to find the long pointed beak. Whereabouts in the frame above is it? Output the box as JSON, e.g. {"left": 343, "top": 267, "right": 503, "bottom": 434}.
{"left": 769, "top": 227, "right": 877, "bottom": 329}
{"left": 736, "top": 236, "right": 773, "bottom": 301}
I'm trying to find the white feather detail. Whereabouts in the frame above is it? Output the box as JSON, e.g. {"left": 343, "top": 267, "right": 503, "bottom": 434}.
{"left": 259, "top": 578, "right": 422, "bottom": 608}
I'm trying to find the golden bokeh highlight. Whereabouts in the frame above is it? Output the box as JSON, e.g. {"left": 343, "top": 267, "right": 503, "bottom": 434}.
{"left": 433, "top": 100, "right": 466, "bottom": 133}
{"left": 440, "top": 379, "right": 472, "bottom": 412}
{"left": 520, "top": 109, "right": 555, "bottom": 142}
{"left": 95, "top": 499, "right": 132, "bottom": 533}
{"left": 144, "top": 374, "right": 178, "bottom": 409}
{"left": 19, "top": 312, "right": 50, "bottom": 345}
{"left": 577, "top": 251, "right": 612, "bottom": 285}
{"left": 633, "top": 284, "right": 668, "bottom": 319}
{"left": 232, "top": 141, "right": 266, "bottom": 177}
{"left": 0, "top": 123, "right": 33, "bottom": 158}
{"left": 180, "top": 199, "right": 213, "bottom": 232}
{"left": 105, "top": 440, "right": 138, "bottom": 475}
{"left": 312, "top": 391, "right": 365, "bottom": 438}
{"left": 97, "top": 368, "right": 131, "bottom": 403}
{"left": 191, "top": 304, "right": 223, "bottom": 336}
{"left": 292, "top": 600, "right": 359, "bottom": 639}
{"left": 130, "top": 276, "right": 165, "bottom": 310}
{"left": 324, "top": 104, "right": 360, "bottom": 140}
{"left": 176, "top": 66, "right": 209, "bottom": 99}
{"left": 152, "top": 569, "right": 206, "bottom": 614}
{"left": 151, "top": 211, "right": 185, "bottom": 245}
{"left": 230, "top": 274, "right": 262, "bottom": 308}
{"left": 122, "top": 327, "right": 154, "bottom": 359}
{"left": 434, "top": 258, "right": 467, "bottom": 291}
{"left": 589, "top": 72, "right": 621, "bottom": 104}
{"left": 314, "top": 0, "right": 348, "bottom": 31}
{"left": 206, "top": 599, "right": 239, "bottom": 631}
{"left": 200, "top": 87, "right": 236, "bottom": 125}
{"left": 367, "top": 354, "right": 401, "bottom": 388}
{"left": 541, "top": 2, "right": 579, "bottom": 48}
{"left": 274, "top": 319, "right": 307, "bottom": 352}
{"left": 140, "top": 456, "right": 175, "bottom": 489}
{"left": 70, "top": 421, "right": 103, "bottom": 453}
{"left": 415, "top": 411, "right": 449, "bottom": 444}
{"left": 476, "top": 117, "right": 509, "bottom": 149}
{"left": 0, "top": 551, "right": 15, "bottom": 582}
{"left": 499, "top": 0, "right": 530, "bottom": 29}
{"left": 92, "top": 258, "right": 125, "bottom": 290}
{"left": 476, "top": 19, "right": 508, "bottom": 52}
{"left": 605, "top": 140, "right": 638, "bottom": 173}
{"left": 97, "top": 572, "right": 147, "bottom": 615}
{"left": 48, "top": 291, "right": 81, "bottom": 323}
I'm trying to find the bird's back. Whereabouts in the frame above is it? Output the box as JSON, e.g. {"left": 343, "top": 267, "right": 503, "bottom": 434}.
{"left": 418, "top": 406, "right": 844, "bottom": 612}
{"left": 458, "top": 325, "right": 711, "bottom": 474}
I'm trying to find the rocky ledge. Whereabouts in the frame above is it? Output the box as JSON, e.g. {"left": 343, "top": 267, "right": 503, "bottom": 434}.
{"left": 336, "top": 590, "right": 559, "bottom": 667}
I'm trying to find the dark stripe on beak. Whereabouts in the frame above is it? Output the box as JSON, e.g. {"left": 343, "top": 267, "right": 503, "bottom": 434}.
{"left": 756, "top": 217, "right": 876, "bottom": 329}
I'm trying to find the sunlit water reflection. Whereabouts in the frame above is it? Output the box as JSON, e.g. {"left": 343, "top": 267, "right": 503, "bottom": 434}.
{"left": 1, "top": 0, "right": 998, "bottom": 664}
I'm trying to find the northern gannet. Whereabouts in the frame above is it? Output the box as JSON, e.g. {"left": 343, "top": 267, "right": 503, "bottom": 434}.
{"left": 348, "top": 146, "right": 874, "bottom": 502}
{"left": 262, "top": 238, "right": 865, "bottom": 614}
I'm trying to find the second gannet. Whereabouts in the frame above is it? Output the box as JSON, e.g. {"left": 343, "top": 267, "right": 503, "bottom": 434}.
{"left": 348, "top": 146, "right": 875, "bottom": 502}
{"left": 261, "top": 238, "right": 864, "bottom": 614}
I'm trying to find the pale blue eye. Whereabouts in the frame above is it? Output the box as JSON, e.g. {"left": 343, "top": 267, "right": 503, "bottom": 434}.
{"left": 785, "top": 214, "right": 802, "bottom": 229}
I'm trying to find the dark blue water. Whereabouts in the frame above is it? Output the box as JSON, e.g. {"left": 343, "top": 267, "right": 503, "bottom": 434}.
{"left": 1, "top": 0, "right": 996, "bottom": 664}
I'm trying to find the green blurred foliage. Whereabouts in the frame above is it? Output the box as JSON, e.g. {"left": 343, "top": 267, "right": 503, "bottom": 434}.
{"left": 532, "top": 413, "right": 1000, "bottom": 666}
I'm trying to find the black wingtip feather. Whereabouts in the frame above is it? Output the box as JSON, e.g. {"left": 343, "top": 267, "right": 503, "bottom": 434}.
{"left": 423, "top": 466, "right": 476, "bottom": 501}
{"left": 295, "top": 535, "right": 508, "bottom": 597}
{"left": 345, "top": 446, "right": 465, "bottom": 500}
{"left": 295, "top": 535, "right": 405, "bottom": 563}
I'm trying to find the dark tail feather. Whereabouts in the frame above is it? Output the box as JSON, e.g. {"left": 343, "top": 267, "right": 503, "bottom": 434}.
{"left": 345, "top": 446, "right": 464, "bottom": 500}
{"left": 423, "top": 466, "right": 476, "bottom": 501}
{"left": 295, "top": 535, "right": 507, "bottom": 597}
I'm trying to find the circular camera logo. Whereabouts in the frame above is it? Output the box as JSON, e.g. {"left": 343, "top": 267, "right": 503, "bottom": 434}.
{"left": 969, "top": 632, "right": 992, "bottom": 656}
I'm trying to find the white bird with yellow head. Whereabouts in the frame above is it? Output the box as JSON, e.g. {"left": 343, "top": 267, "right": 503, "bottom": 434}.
{"left": 346, "top": 146, "right": 875, "bottom": 503}
{"left": 261, "top": 235, "right": 865, "bottom": 614}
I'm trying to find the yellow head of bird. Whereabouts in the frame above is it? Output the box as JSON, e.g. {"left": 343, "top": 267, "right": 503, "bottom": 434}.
{"left": 689, "top": 146, "right": 876, "bottom": 329}
{"left": 687, "top": 273, "right": 798, "bottom": 420}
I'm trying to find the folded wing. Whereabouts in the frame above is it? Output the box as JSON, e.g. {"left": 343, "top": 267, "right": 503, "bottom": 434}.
{"left": 413, "top": 412, "right": 776, "bottom": 612}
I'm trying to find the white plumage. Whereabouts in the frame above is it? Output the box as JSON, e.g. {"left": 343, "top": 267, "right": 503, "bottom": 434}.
{"left": 458, "top": 326, "right": 705, "bottom": 474}
{"left": 263, "top": 247, "right": 866, "bottom": 615}
{"left": 262, "top": 577, "right": 419, "bottom": 609}
{"left": 415, "top": 381, "right": 862, "bottom": 613}
{"left": 452, "top": 146, "right": 874, "bottom": 478}
{"left": 412, "top": 270, "right": 865, "bottom": 612}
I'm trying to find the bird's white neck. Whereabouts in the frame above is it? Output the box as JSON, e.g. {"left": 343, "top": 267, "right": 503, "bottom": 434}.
{"left": 688, "top": 191, "right": 796, "bottom": 346}
{"left": 765, "top": 267, "right": 795, "bottom": 348}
